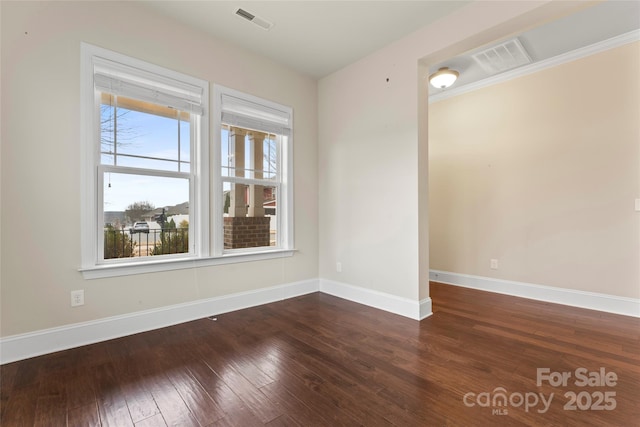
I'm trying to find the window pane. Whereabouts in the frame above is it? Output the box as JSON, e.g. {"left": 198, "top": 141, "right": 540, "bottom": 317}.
{"left": 179, "top": 120, "right": 190, "bottom": 171}
{"left": 263, "top": 135, "right": 278, "bottom": 180}
{"left": 100, "top": 94, "right": 190, "bottom": 172}
{"left": 116, "top": 155, "right": 186, "bottom": 172}
{"left": 221, "top": 126, "right": 278, "bottom": 180}
{"left": 221, "top": 127, "right": 230, "bottom": 177}
{"left": 103, "top": 172, "right": 190, "bottom": 259}
{"left": 223, "top": 182, "right": 277, "bottom": 250}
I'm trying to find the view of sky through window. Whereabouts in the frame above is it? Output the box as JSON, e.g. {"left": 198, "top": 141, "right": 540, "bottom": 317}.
{"left": 101, "top": 97, "right": 191, "bottom": 213}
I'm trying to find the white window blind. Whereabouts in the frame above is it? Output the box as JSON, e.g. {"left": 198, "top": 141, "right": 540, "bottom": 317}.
{"left": 220, "top": 93, "right": 292, "bottom": 137}
{"left": 93, "top": 57, "right": 204, "bottom": 115}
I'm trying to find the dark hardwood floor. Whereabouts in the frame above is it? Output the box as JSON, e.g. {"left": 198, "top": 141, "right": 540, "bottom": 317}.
{"left": 1, "top": 282, "right": 639, "bottom": 426}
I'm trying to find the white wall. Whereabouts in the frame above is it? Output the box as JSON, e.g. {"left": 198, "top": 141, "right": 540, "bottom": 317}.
{"left": 1, "top": 0, "right": 605, "bottom": 350}
{"left": 429, "top": 42, "right": 640, "bottom": 299}
{"left": 317, "top": 1, "right": 579, "bottom": 303}
{"left": 318, "top": 43, "right": 422, "bottom": 301}
{"left": 0, "top": 1, "right": 318, "bottom": 337}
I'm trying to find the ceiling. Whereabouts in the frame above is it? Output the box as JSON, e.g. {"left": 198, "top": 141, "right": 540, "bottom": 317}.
{"left": 143, "top": 1, "right": 470, "bottom": 78}
{"left": 430, "top": 0, "right": 640, "bottom": 92}
{"left": 144, "top": 1, "right": 639, "bottom": 81}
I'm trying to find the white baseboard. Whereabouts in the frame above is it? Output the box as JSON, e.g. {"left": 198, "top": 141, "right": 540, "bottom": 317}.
{"left": 0, "top": 277, "right": 434, "bottom": 364}
{"left": 4, "top": 270, "right": 635, "bottom": 364}
{"left": 430, "top": 270, "right": 640, "bottom": 318}
{"left": 320, "top": 278, "right": 432, "bottom": 321}
{"left": 0, "top": 279, "right": 319, "bottom": 365}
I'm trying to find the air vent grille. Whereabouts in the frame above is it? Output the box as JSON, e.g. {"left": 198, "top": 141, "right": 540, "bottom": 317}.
{"left": 235, "top": 8, "right": 255, "bottom": 21}
{"left": 472, "top": 38, "right": 531, "bottom": 75}
{"left": 234, "top": 8, "right": 273, "bottom": 31}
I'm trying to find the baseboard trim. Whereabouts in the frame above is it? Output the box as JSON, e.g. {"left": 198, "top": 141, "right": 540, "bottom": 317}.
{"left": 1, "top": 277, "right": 437, "bottom": 364}
{"left": 5, "top": 270, "right": 634, "bottom": 364}
{"left": 430, "top": 270, "right": 640, "bottom": 318}
{"left": 320, "top": 278, "right": 432, "bottom": 321}
{"left": 0, "top": 279, "right": 320, "bottom": 365}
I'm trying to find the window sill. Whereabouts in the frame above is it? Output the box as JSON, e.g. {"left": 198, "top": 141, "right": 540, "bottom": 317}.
{"left": 79, "top": 249, "right": 296, "bottom": 280}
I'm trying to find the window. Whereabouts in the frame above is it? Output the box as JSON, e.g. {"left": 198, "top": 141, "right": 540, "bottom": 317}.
{"left": 81, "top": 43, "right": 209, "bottom": 272}
{"left": 213, "top": 86, "right": 293, "bottom": 255}
{"left": 80, "top": 45, "right": 293, "bottom": 278}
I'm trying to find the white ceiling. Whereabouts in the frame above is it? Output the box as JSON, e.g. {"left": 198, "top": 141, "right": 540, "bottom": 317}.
{"left": 144, "top": 1, "right": 639, "bottom": 81}
{"left": 143, "top": 1, "right": 470, "bottom": 78}
{"left": 430, "top": 0, "right": 640, "bottom": 91}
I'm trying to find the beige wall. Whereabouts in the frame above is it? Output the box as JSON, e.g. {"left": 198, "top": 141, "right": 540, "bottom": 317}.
{"left": 429, "top": 42, "right": 640, "bottom": 298}
{"left": 0, "top": 1, "right": 318, "bottom": 337}
{"left": 316, "top": 1, "right": 578, "bottom": 302}
{"left": 1, "top": 0, "right": 610, "bottom": 341}
{"left": 318, "top": 46, "right": 422, "bottom": 300}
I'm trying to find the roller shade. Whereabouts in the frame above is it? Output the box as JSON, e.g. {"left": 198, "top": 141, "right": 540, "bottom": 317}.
{"left": 93, "top": 57, "right": 204, "bottom": 115}
{"left": 220, "top": 93, "right": 291, "bottom": 137}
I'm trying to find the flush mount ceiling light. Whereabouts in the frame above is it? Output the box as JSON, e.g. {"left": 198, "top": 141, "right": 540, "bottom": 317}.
{"left": 429, "top": 67, "right": 459, "bottom": 89}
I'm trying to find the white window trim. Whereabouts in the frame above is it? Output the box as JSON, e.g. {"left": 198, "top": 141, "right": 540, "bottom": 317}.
{"left": 212, "top": 85, "right": 294, "bottom": 257}
{"left": 80, "top": 45, "right": 295, "bottom": 279}
{"left": 79, "top": 249, "right": 296, "bottom": 280}
{"left": 80, "top": 43, "right": 210, "bottom": 277}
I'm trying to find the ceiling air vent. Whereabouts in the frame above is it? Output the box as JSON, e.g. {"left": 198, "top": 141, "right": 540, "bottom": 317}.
{"left": 234, "top": 8, "right": 273, "bottom": 31}
{"left": 472, "top": 38, "right": 531, "bottom": 75}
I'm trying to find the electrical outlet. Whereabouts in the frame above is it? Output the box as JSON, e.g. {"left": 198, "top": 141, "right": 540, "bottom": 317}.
{"left": 490, "top": 259, "right": 499, "bottom": 270}
{"left": 635, "top": 198, "right": 640, "bottom": 212}
{"left": 71, "top": 290, "right": 84, "bottom": 307}
{"left": 336, "top": 262, "right": 342, "bottom": 273}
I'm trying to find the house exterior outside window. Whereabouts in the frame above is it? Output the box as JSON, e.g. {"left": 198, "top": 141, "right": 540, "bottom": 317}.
{"left": 213, "top": 85, "right": 294, "bottom": 256}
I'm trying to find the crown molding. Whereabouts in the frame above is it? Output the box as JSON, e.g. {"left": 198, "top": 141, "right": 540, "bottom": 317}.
{"left": 429, "top": 29, "right": 640, "bottom": 104}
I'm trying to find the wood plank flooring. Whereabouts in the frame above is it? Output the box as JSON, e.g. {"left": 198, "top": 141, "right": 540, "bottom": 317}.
{"left": 1, "top": 282, "right": 639, "bottom": 426}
